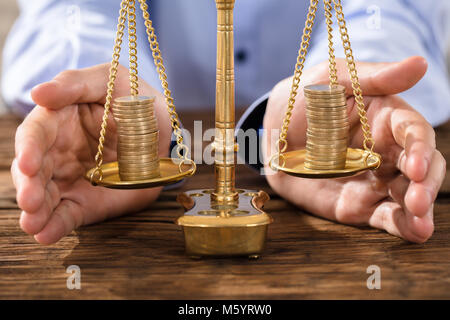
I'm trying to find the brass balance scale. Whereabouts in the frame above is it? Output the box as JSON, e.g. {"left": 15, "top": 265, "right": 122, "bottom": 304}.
{"left": 86, "top": 0, "right": 382, "bottom": 258}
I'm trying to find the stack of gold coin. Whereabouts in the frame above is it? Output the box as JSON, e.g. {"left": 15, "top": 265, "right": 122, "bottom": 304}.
{"left": 112, "top": 95, "right": 160, "bottom": 181}
{"left": 303, "top": 84, "right": 348, "bottom": 170}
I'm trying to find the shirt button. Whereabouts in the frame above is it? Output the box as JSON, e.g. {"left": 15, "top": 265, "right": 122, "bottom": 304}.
{"left": 235, "top": 49, "right": 248, "bottom": 64}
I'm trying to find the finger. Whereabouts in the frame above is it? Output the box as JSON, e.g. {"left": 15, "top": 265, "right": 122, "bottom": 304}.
{"left": 392, "top": 108, "right": 436, "bottom": 182}
{"left": 13, "top": 154, "right": 54, "bottom": 213}
{"left": 332, "top": 56, "right": 427, "bottom": 97}
{"left": 15, "top": 106, "right": 58, "bottom": 176}
{"left": 369, "top": 201, "right": 434, "bottom": 243}
{"left": 404, "top": 150, "right": 446, "bottom": 218}
{"left": 388, "top": 174, "right": 409, "bottom": 208}
{"left": 34, "top": 199, "right": 83, "bottom": 245}
{"left": 31, "top": 63, "right": 160, "bottom": 110}
{"left": 19, "top": 180, "right": 60, "bottom": 235}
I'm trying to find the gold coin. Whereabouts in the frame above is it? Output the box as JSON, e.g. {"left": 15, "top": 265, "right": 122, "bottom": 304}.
{"left": 306, "top": 135, "right": 348, "bottom": 143}
{"left": 114, "top": 95, "right": 155, "bottom": 106}
{"left": 118, "top": 133, "right": 159, "bottom": 141}
{"left": 304, "top": 90, "right": 345, "bottom": 97}
{"left": 112, "top": 107, "right": 155, "bottom": 114}
{"left": 306, "top": 157, "right": 347, "bottom": 163}
{"left": 304, "top": 95, "right": 346, "bottom": 101}
{"left": 306, "top": 143, "right": 347, "bottom": 150}
{"left": 304, "top": 164, "right": 346, "bottom": 171}
{"left": 118, "top": 153, "right": 159, "bottom": 160}
{"left": 305, "top": 90, "right": 345, "bottom": 96}
{"left": 305, "top": 159, "right": 347, "bottom": 166}
{"left": 306, "top": 106, "right": 347, "bottom": 111}
{"left": 118, "top": 139, "right": 159, "bottom": 146}
{"left": 113, "top": 100, "right": 154, "bottom": 107}
{"left": 306, "top": 143, "right": 347, "bottom": 149}
{"left": 119, "top": 154, "right": 159, "bottom": 160}
{"left": 306, "top": 105, "right": 347, "bottom": 111}
{"left": 118, "top": 152, "right": 159, "bottom": 159}
{"left": 306, "top": 103, "right": 347, "bottom": 109}
{"left": 113, "top": 113, "right": 156, "bottom": 121}
{"left": 118, "top": 144, "right": 159, "bottom": 151}
{"left": 306, "top": 151, "right": 347, "bottom": 159}
{"left": 305, "top": 159, "right": 346, "bottom": 166}
{"left": 116, "top": 120, "right": 158, "bottom": 129}
{"left": 306, "top": 137, "right": 348, "bottom": 145}
{"left": 112, "top": 107, "right": 155, "bottom": 115}
{"left": 119, "top": 167, "right": 160, "bottom": 179}
{"left": 304, "top": 84, "right": 345, "bottom": 94}
{"left": 119, "top": 169, "right": 160, "bottom": 175}
{"left": 307, "top": 119, "right": 348, "bottom": 125}
{"left": 119, "top": 162, "right": 160, "bottom": 169}
{"left": 306, "top": 147, "right": 347, "bottom": 154}
{"left": 119, "top": 169, "right": 160, "bottom": 176}
{"left": 116, "top": 123, "right": 158, "bottom": 131}
{"left": 118, "top": 131, "right": 159, "bottom": 138}
{"left": 119, "top": 168, "right": 160, "bottom": 176}
{"left": 307, "top": 117, "right": 349, "bottom": 124}
{"left": 306, "top": 108, "right": 347, "bottom": 115}
{"left": 116, "top": 128, "right": 157, "bottom": 135}
{"left": 118, "top": 143, "right": 159, "bottom": 150}
{"left": 120, "top": 169, "right": 160, "bottom": 176}
{"left": 112, "top": 106, "right": 155, "bottom": 114}
{"left": 307, "top": 125, "right": 349, "bottom": 132}
{"left": 306, "top": 128, "right": 348, "bottom": 135}
{"left": 306, "top": 150, "right": 347, "bottom": 157}
{"left": 119, "top": 174, "right": 160, "bottom": 181}
{"left": 305, "top": 98, "right": 347, "bottom": 104}
{"left": 118, "top": 161, "right": 160, "bottom": 168}
{"left": 304, "top": 91, "right": 345, "bottom": 97}
{"left": 114, "top": 114, "right": 157, "bottom": 122}
{"left": 306, "top": 114, "right": 348, "bottom": 122}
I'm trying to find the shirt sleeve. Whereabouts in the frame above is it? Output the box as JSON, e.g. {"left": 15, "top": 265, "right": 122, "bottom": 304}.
{"left": 1, "top": 0, "right": 160, "bottom": 116}
{"left": 305, "top": 0, "right": 450, "bottom": 127}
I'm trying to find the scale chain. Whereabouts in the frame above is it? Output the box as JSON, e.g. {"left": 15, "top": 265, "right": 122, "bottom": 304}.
{"left": 274, "top": 0, "right": 319, "bottom": 166}
{"left": 128, "top": 0, "right": 139, "bottom": 96}
{"left": 90, "top": 0, "right": 194, "bottom": 184}
{"left": 332, "top": 0, "right": 376, "bottom": 153}
{"left": 273, "top": 0, "right": 378, "bottom": 170}
{"left": 90, "top": 0, "right": 128, "bottom": 183}
{"left": 324, "top": 0, "right": 338, "bottom": 86}
{"left": 137, "top": 0, "right": 193, "bottom": 170}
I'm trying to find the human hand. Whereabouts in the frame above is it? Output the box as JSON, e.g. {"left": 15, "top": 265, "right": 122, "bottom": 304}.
{"left": 11, "top": 64, "right": 172, "bottom": 244}
{"left": 263, "top": 56, "right": 446, "bottom": 243}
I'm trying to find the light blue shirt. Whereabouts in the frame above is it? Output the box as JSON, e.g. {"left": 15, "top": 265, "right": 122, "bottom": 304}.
{"left": 2, "top": 0, "right": 450, "bottom": 126}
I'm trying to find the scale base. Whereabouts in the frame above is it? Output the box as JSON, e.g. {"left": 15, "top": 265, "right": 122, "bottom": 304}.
{"left": 176, "top": 189, "right": 272, "bottom": 257}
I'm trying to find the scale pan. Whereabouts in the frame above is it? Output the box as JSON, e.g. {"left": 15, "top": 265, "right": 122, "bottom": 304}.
{"left": 270, "top": 148, "right": 381, "bottom": 179}
{"left": 85, "top": 158, "right": 196, "bottom": 189}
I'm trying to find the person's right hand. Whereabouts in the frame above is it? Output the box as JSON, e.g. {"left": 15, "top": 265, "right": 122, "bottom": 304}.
{"left": 11, "top": 63, "right": 172, "bottom": 245}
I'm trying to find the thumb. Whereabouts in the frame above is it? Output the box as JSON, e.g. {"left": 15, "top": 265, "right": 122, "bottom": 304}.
{"left": 333, "top": 56, "right": 427, "bottom": 96}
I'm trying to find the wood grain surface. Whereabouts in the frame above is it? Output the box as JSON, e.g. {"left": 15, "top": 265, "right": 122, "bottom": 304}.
{"left": 0, "top": 111, "right": 449, "bottom": 299}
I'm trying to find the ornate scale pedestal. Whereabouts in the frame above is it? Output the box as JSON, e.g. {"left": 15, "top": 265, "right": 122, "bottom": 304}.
{"left": 86, "top": 0, "right": 381, "bottom": 258}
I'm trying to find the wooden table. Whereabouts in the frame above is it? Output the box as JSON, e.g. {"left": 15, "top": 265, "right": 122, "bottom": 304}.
{"left": 0, "top": 111, "right": 449, "bottom": 300}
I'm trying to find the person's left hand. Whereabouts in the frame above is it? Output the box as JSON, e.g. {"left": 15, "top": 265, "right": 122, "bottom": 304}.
{"left": 263, "top": 56, "right": 446, "bottom": 243}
